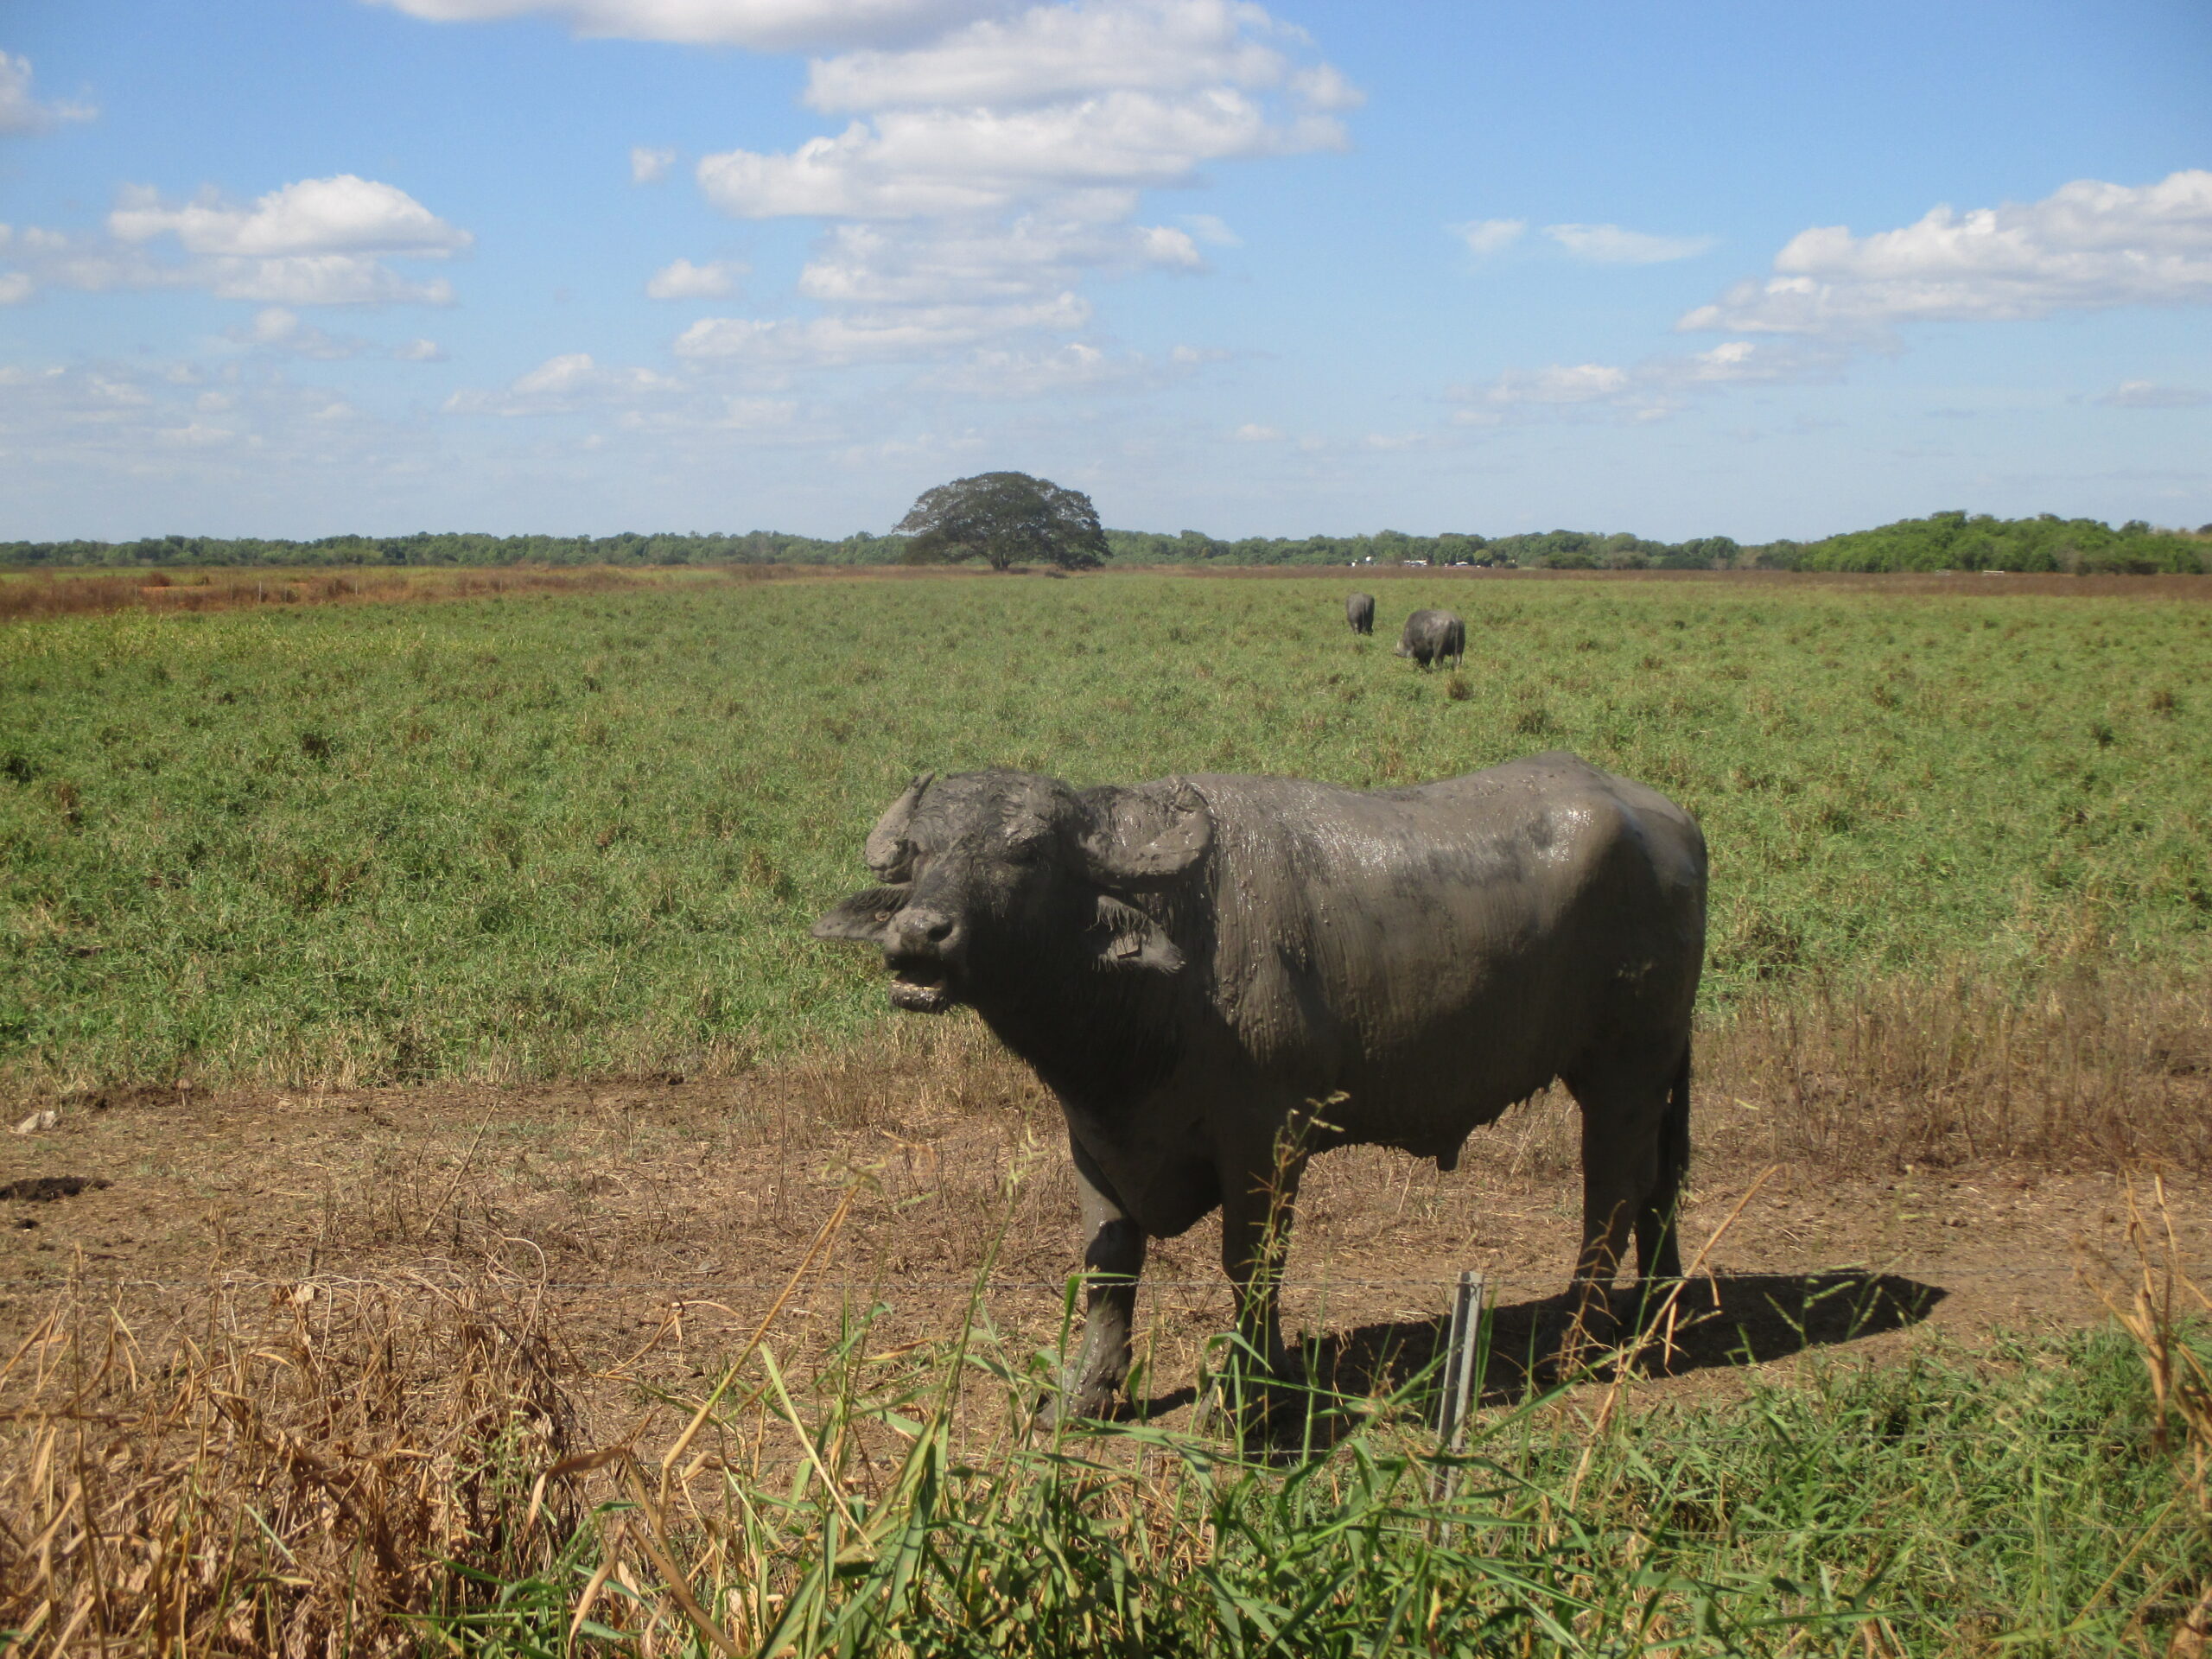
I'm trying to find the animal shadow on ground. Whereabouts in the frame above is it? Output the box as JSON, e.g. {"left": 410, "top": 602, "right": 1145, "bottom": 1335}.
{"left": 1128, "top": 1270, "right": 1946, "bottom": 1446}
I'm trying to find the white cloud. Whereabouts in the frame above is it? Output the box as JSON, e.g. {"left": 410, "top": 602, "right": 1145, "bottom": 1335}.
{"left": 226, "top": 306, "right": 365, "bottom": 358}
{"left": 395, "top": 337, "right": 447, "bottom": 361}
{"left": 512, "top": 352, "right": 602, "bottom": 395}
{"left": 646, "top": 257, "right": 747, "bottom": 298}
{"left": 794, "top": 217, "right": 1191, "bottom": 307}
{"left": 383, "top": 0, "right": 1345, "bottom": 396}
{"left": 2, "top": 175, "right": 472, "bottom": 308}
{"left": 1480, "top": 362, "right": 1630, "bottom": 406}
{"left": 156, "top": 422, "right": 236, "bottom": 447}
{"left": 2099, "top": 379, "right": 2209, "bottom": 409}
{"left": 1133, "top": 224, "right": 1201, "bottom": 267}
{"left": 1453, "top": 218, "right": 1524, "bottom": 257}
{"left": 675, "top": 292, "right": 1090, "bottom": 364}
{"left": 928, "top": 340, "right": 1155, "bottom": 394}
{"left": 0, "top": 270, "right": 31, "bottom": 305}
{"left": 0, "top": 51, "right": 96, "bottom": 134}
{"left": 802, "top": 0, "right": 1289, "bottom": 111}
{"left": 1230, "top": 422, "right": 1279, "bottom": 441}
{"left": 1449, "top": 340, "right": 1824, "bottom": 425}
{"left": 367, "top": 0, "right": 1003, "bottom": 51}
{"left": 445, "top": 350, "right": 683, "bottom": 415}
{"left": 699, "top": 88, "right": 1333, "bottom": 220}
{"left": 718, "top": 396, "right": 798, "bottom": 427}
{"left": 109, "top": 175, "right": 471, "bottom": 258}
{"left": 631, "top": 145, "right": 677, "bottom": 183}
{"left": 1287, "top": 63, "right": 1361, "bottom": 111}
{"left": 1680, "top": 168, "right": 2212, "bottom": 338}
{"left": 1543, "top": 223, "right": 1715, "bottom": 264}
{"left": 680, "top": 1, "right": 1346, "bottom": 378}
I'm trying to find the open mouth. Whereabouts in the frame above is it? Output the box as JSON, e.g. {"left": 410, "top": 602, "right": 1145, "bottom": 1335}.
{"left": 887, "top": 957, "right": 957, "bottom": 1013}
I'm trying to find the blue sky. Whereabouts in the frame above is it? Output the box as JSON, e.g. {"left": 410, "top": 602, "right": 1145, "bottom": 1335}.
{"left": 3, "top": 0, "right": 2208, "bottom": 543}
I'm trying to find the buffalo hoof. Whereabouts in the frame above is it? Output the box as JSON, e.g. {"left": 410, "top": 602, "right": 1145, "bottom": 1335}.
{"left": 1033, "top": 1381, "right": 1121, "bottom": 1431}
{"left": 1532, "top": 1295, "right": 1624, "bottom": 1388}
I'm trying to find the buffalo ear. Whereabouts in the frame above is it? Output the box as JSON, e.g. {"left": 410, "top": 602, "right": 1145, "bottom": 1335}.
{"left": 1081, "top": 779, "right": 1211, "bottom": 891}
{"left": 864, "top": 772, "right": 935, "bottom": 880}
{"left": 1090, "top": 893, "right": 1185, "bottom": 974}
{"left": 810, "top": 884, "right": 911, "bottom": 944}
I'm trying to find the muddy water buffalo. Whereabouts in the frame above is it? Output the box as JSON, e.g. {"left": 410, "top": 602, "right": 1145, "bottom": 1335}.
{"left": 1395, "top": 607, "right": 1465, "bottom": 670}
{"left": 1345, "top": 592, "right": 1376, "bottom": 635}
{"left": 813, "top": 753, "right": 1706, "bottom": 1422}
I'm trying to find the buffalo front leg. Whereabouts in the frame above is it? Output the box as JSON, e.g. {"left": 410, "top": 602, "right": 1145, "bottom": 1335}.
{"left": 1217, "top": 1150, "right": 1306, "bottom": 1436}
{"left": 1046, "top": 1140, "right": 1147, "bottom": 1424}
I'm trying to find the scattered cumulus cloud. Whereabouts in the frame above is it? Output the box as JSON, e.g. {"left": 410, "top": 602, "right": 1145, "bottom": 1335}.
{"left": 109, "top": 175, "right": 471, "bottom": 259}
{"left": 1, "top": 175, "right": 471, "bottom": 307}
{"left": 1230, "top": 422, "right": 1280, "bottom": 441}
{"left": 368, "top": 0, "right": 1352, "bottom": 423}
{"left": 1679, "top": 169, "right": 2212, "bottom": 338}
{"left": 227, "top": 306, "right": 365, "bottom": 358}
{"left": 669, "top": 0, "right": 1351, "bottom": 375}
{"left": 0, "top": 52, "right": 96, "bottom": 133}
{"left": 1543, "top": 223, "right": 1715, "bottom": 264}
{"left": 646, "top": 257, "right": 747, "bottom": 298}
{"left": 800, "top": 0, "right": 1294, "bottom": 111}
{"left": 926, "top": 340, "right": 1160, "bottom": 395}
{"left": 675, "top": 292, "right": 1090, "bottom": 365}
{"left": 365, "top": 0, "right": 1007, "bottom": 53}
{"left": 2098, "top": 379, "right": 2209, "bottom": 409}
{"left": 1452, "top": 218, "right": 1524, "bottom": 257}
{"left": 696, "top": 91, "right": 1335, "bottom": 222}
{"left": 1450, "top": 340, "right": 1824, "bottom": 425}
{"left": 395, "top": 336, "right": 447, "bottom": 361}
{"left": 445, "top": 350, "right": 683, "bottom": 415}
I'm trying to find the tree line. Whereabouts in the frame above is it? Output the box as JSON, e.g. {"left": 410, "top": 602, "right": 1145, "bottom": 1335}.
{"left": 4, "top": 513, "right": 2204, "bottom": 574}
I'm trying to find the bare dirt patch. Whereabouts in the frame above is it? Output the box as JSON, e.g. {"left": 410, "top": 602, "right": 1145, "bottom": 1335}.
{"left": 3, "top": 1046, "right": 2200, "bottom": 1424}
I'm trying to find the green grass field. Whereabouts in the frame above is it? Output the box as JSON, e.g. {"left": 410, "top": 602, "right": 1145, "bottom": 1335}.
{"left": 3, "top": 573, "right": 2207, "bottom": 1090}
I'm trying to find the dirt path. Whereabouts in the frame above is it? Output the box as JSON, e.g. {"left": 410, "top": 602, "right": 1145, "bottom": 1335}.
{"left": 3, "top": 1076, "right": 2198, "bottom": 1420}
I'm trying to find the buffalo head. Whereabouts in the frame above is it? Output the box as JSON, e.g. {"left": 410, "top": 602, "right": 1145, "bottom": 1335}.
{"left": 811, "top": 770, "right": 1211, "bottom": 1014}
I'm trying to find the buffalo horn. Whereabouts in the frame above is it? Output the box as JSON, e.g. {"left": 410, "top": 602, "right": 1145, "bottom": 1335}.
{"left": 864, "top": 772, "right": 935, "bottom": 877}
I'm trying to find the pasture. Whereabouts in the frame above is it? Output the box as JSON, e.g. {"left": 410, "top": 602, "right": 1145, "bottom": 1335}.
{"left": 3, "top": 569, "right": 2207, "bottom": 1093}
{"left": 3, "top": 569, "right": 2209, "bottom": 1654}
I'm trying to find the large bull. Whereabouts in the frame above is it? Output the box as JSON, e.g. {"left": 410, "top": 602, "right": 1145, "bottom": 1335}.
{"left": 812, "top": 753, "right": 1707, "bottom": 1421}
{"left": 1395, "top": 607, "right": 1465, "bottom": 670}
{"left": 1345, "top": 592, "right": 1376, "bottom": 635}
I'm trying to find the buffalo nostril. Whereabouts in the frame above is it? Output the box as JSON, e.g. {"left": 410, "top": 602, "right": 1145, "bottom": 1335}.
{"left": 925, "top": 916, "right": 955, "bottom": 944}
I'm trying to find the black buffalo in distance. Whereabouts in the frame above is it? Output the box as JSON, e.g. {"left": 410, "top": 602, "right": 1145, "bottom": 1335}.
{"left": 1395, "top": 607, "right": 1465, "bottom": 671}
{"left": 813, "top": 754, "right": 1707, "bottom": 1426}
{"left": 1345, "top": 592, "right": 1376, "bottom": 634}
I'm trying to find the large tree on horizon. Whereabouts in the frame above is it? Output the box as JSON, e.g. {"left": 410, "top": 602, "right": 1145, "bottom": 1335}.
{"left": 895, "top": 471, "right": 1109, "bottom": 571}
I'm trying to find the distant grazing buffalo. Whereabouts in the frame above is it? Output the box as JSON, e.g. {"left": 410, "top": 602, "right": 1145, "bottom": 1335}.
{"left": 1345, "top": 592, "right": 1376, "bottom": 635}
{"left": 1396, "top": 607, "right": 1465, "bottom": 671}
{"left": 813, "top": 753, "right": 1707, "bottom": 1427}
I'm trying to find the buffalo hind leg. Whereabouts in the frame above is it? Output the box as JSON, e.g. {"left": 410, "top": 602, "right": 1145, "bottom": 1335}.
{"left": 1633, "top": 1046, "right": 1692, "bottom": 1287}
{"left": 1546, "top": 1058, "right": 1679, "bottom": 1378}
{"left": 1045, "top": 1141, "right": 1147, "bottom": 1425}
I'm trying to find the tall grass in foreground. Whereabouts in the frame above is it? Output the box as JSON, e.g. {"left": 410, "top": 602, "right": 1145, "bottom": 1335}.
{"left": 4, "top": 1190, "right": 2207, "bottom": 1656}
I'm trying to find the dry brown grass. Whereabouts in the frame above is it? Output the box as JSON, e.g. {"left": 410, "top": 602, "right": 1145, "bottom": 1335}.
{"left": 0, "top": 565, "right": 671, "bottom": 623}
{"left": 0, "top": 560, "right": 1015, "bottom": 624}
{"left": 1702, "top": 969, "right": 2212, "bottom": 1173}
{"left": 0, "top": 1274, "right": 579, "bottom": 1655}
